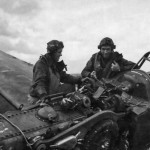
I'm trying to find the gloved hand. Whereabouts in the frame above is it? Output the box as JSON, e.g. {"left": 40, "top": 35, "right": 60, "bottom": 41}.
{"left": 111, "top": 61, "right": 120, "bottom": 72}
{"left": 28, "top": 95, "right": 38, "bottom": 105}
{"left": 39, "top": 94, "right": 49, "bottom": 104}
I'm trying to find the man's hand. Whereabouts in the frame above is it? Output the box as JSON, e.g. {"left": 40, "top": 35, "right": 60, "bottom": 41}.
{"left": 28, "top": 95, "right": 38, "bottom": 105}
{"left": 40, "top": 95, "right": 49, "bottom": 103}
{"left": 90, "top": 71, "right": 97, "bottom": 79}
{"left": 111, "top": 61, "right": 120, "bottom": 72}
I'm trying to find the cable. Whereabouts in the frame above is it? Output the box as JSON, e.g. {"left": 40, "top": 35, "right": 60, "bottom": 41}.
{"left": 0, "top": 113, "right": 33, "bottom": 150}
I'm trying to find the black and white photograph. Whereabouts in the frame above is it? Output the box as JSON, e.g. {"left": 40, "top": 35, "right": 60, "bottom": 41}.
{"left": 0, "top": 0, "right": 150, "bottom": 150}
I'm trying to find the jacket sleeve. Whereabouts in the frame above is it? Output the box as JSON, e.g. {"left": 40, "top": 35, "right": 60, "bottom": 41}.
{"left": 60, "top": 71, "right": 81, "bottom": 84}
{"left": 119, "top": 58, "right": 136, "bottom": 72}
{"left": 81, "top": 55, "right": 95, "bottom": 78}
{"left": 30, "top": 61, "right": 49, "bottom": 98}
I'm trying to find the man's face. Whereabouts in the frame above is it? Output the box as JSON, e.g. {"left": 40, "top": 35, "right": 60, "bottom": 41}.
{"left": 100, "top": 45, "right": 112, "bottom": 59}
{"left": 53, "top": 48, "right": 63, "bottom": 62}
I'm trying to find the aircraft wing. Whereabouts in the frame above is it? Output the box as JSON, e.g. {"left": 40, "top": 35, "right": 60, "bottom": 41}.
{"left": 0, "top": 50, "right": 33, "bottom": 109}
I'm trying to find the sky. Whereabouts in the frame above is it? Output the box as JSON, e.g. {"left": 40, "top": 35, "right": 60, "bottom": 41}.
{"left": 0, "top": 0, "right": 150, "bottom": 73}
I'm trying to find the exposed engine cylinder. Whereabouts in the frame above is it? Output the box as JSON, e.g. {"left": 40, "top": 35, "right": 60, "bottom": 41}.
{"left": 60, "top": 92, "right": 91, "bottom": 110}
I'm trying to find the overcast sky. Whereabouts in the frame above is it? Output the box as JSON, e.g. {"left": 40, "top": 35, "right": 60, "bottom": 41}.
{"left": 0, "top": 0, "right": 150, "bottom": 73}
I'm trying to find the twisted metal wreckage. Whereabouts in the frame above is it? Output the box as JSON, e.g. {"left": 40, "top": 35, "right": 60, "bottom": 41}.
{"left": 0, "top": 50, "right": 150, "bottom": 150}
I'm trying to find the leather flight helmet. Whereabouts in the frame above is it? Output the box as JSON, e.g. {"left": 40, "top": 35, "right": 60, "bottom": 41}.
{"left": 98, "top": 37, "right": 116, "bottom": 49}
{"left": 47, "top": 40, "right": 64, "bottom": 53}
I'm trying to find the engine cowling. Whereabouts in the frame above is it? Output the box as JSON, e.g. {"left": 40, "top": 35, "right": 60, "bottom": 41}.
{"left": 0, "top": 105, "right": 87, "bottom": 150}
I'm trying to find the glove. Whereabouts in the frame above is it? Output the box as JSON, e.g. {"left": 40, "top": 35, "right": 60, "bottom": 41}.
{"left": 28, "top": 95, "right": 38, "bottom": 105}
{"left": 39, "top": 94, "right": 49, "bottom": 103}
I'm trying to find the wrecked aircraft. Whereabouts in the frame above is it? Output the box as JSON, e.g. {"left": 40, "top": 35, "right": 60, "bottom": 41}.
{"left": 0, "top": 51, "right": 150, "bottom": 150}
